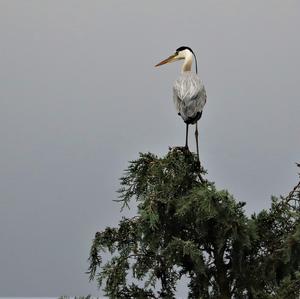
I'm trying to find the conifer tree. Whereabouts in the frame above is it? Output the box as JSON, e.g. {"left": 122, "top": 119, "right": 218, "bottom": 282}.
{"left": 88, "top": 149, "right": 300, "bottom": 298}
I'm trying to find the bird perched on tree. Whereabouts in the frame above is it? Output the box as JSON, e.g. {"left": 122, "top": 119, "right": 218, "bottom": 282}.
{"left": 155, "top": 46, "right": 206, "bottom": 160}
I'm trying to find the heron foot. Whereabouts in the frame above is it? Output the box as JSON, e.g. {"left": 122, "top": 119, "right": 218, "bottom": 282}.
{"left": 169, "top": 146, "right": 190, "bottom": 153}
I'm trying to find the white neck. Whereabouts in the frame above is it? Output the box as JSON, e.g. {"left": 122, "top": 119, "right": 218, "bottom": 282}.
{"left": 181, "top": 51, "right": 193, "bottom": 73}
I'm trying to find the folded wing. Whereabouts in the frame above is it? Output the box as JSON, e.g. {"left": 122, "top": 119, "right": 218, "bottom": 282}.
{"left": 173, "top": 71, "right": 207, "bottom": 124}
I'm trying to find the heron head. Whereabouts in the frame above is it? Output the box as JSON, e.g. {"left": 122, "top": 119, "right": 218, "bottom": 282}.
{"left": 155, "top": 46, "right": 194, "bottom": 67}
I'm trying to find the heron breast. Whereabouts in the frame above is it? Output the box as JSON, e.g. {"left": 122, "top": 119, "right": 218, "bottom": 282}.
{"left": 174, "top": 74, "right": 203, "bottom": 101}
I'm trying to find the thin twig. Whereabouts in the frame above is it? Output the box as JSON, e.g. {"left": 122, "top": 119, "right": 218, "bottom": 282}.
{"left": 285, "top": 180, "right": 300, "bottom": 202}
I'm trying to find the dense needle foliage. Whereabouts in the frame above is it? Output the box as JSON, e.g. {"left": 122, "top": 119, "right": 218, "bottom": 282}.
{"left": 88, "top": 149, "right": 300, "bottom": 298}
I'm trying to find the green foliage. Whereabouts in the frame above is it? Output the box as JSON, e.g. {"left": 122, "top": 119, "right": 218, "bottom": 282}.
{"left": 88, "top": 149, "right": 300, "bottom": 298}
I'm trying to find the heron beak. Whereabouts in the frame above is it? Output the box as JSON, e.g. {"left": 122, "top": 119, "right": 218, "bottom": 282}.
{"left": 155, "top": 53, "right": 178, "bottom": 67}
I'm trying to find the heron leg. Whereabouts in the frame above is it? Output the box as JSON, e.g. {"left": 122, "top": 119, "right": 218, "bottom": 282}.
{"left": 195, "top": 122, "right": 199, "bottom": 161}
{"left": 185, "top": 123, "right": 189, "bottom": 149}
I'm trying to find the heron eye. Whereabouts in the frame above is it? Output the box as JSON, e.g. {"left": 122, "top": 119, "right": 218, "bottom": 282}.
{"left": 175, "top": 51, "right": 178, "bottom": 55}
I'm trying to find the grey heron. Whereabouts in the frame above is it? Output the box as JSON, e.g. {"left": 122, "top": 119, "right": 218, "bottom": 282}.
{"left": 155, "top": 46, "right": 207, "bottom": 161}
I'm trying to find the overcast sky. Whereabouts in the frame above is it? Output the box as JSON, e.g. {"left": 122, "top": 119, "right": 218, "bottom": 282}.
{"left": 0, "top": 0, "right": 299, "bottom": 296}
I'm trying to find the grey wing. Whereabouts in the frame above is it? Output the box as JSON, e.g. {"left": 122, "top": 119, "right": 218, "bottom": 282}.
{"left": 173, "top": 73, "right": 207, "bottom": 123}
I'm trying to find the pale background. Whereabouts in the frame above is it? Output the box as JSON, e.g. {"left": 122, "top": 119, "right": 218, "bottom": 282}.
{"left": 0, "top": 0, "right": 299, "bottom": 296}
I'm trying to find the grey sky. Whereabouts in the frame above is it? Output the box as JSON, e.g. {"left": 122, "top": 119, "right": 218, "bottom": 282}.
{"left": 0, "top": 0, "right": 299, "bottom": 296}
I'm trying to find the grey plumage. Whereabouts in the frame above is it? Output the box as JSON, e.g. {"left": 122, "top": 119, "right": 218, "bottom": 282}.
{"left": 173, "top": 71, "right": 207, "bottom": 124}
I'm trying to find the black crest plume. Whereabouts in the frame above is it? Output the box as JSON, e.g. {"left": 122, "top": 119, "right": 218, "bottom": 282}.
{"left": 176, "top": 46, "right": 198, "bottom": 74}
